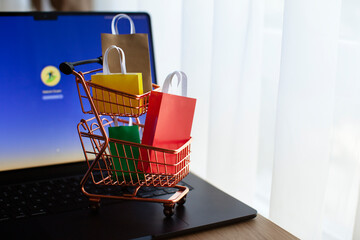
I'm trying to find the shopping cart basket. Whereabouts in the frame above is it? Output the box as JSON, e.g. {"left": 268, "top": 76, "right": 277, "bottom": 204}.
{"left": 60, "top": 58, "right": 191, "bottom": 217}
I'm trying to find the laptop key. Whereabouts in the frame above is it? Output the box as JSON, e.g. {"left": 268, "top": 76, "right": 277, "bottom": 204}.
{"left": 164, "top": 188, "right": 177, "bottom": 194}
{"left": 153, "top": 190, "right": 166, "bottom": 196}
{"left": 30, "top": 209, "right": 47, "bottom": 216}
{"left": 74, "top": 197, "right": 87, "bottom": 204}
{"left": 33, "top": 198, "right": 44, "bottom": 204}
{"left": 2, "top": 191, "right": 10, "bottom": 197}
{"left": 138, "top": 192, "right": 154, "bottom": 198}
{"left": 142, "top": 186, "right": 156, "bottom": 192}
{"left": 15, "top": 213, "right": 26, "bottom": 219}
{"left": 0, "top": 215, "right": 10, "bottom": 221}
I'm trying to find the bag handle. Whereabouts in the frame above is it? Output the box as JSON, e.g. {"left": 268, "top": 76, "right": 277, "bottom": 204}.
{"left": 111, "top": 14, "right": 136, "bottom": 35}
{"left": 162, "top": 71, "right": 188, "bottom": 97}
{"left": 103, "top": 45, "right": 127, "bottom": 75}
{"left": 112, "top": 117, "right": 132, "bottom": 127}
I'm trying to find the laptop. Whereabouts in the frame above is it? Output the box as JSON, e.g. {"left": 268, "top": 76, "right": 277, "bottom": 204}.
{"left": 0, "top": 12, "right": 256, "bottom": 239}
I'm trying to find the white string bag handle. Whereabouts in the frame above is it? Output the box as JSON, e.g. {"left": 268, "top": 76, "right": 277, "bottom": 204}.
{"left": 103, "top": 45, "right": 127, "bottom": 75}
{"left": 111, "top": 14, "right": 136, "bottom": 35}
{"left": 112, "top": 117, "right": 132, "bottom": 127}
{"left": 162, "top": 71, "right": 188, "bottom": 97}
{"left": 102, "top": 45, "right": 130, "bottom": 127}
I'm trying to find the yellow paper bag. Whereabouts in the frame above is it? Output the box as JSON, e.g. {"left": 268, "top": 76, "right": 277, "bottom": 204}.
{"left": 91, "top": 45, "right": 143, "bottom": 115}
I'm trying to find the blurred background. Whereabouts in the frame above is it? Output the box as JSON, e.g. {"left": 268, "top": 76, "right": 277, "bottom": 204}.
{"left": 1, "top": 0, "right": 360, "bottom": 239}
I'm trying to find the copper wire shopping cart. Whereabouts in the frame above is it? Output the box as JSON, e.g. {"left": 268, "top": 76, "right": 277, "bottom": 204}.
{"left": 59, "top": 58, "right": 191, "bottom": 217}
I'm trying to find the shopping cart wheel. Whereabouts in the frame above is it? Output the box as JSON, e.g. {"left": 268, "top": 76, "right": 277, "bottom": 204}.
{"left": 163, "top": 203, "right": 175, "bottom": 217}
{"left": 89, "top": 198, "right": 101, "bottom": 212}
{"left": 177, "top": 195, "right": 187, "bottom": 206}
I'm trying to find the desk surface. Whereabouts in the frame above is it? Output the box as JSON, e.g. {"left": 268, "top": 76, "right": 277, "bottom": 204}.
{"left": 172, "top": 215, "right": 299, "bottom": 240}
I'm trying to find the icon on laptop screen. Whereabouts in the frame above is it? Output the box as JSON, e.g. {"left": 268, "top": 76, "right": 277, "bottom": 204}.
{"left": 41, "top": 65, "right": 61, "bottom": 87}
{"left": 41, "top": 65, "right": 64, "bottom": 100}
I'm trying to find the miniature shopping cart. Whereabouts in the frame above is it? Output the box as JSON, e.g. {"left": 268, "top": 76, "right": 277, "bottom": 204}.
{"left": 59, "top": 57, "right": 191, "bottom": 217}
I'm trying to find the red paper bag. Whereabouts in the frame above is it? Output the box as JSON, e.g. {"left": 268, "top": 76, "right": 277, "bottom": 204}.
{"left": 139, "top": 71, "right": 196, "bottom": 175}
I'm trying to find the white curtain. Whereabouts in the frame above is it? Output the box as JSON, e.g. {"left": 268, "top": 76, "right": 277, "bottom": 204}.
{"left": 269, "top": 0, "right": 341, "bottom": 239}
{"left": 4, "top": 0, "right": 360, "bottom": 238}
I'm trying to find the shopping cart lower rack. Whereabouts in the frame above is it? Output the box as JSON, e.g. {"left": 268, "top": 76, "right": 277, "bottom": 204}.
{"left": 78, "top": 116, "right": 191, "bottom": 217}
{"left": 60, "top": 58, "right": 191, "bottom": 217}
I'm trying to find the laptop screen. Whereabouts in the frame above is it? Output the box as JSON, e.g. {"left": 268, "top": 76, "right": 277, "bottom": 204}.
{"left": 0, "top": 12, "right": 156, "bottom": 171}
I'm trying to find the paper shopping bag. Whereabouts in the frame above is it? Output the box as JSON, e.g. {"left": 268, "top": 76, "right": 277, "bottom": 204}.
{"left": 101, "top": 14, "right": 152, "bottom": 93}
{"left": 138, "top": 71, "right": 196, "bottom": 175}
{"left": 109, "top": 124, "right": 144, "bottom": 182}
{"left": 91, "top": 45, "right": 143, "bottom": 115}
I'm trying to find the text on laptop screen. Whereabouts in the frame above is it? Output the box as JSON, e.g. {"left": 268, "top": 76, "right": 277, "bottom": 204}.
{"left": 0, "top": 13, "right": 156, "bottom": 171}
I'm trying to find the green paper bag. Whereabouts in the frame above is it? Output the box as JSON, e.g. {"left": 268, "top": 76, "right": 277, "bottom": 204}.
{"left": 109, "top": 125, "right": 144, "bottom": 182}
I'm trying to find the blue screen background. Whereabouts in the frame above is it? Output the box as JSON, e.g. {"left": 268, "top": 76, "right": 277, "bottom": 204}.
{"left": 0, "top": 14, "right": 156, "bottom": 170}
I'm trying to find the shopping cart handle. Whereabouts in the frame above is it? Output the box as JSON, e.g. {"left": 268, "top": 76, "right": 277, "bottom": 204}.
{"left": 59, "top": 56, "right": 103, "bottom": 75}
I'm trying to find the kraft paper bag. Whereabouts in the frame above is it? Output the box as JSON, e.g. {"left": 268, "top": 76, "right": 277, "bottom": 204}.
{"left": 109, "top": 121, "right": 144, "bottom": 182}
{"left": 101, "top": 14, "right": 152, "bottom": 93}
{"left": 91, "top": 45, "right": 143, "bottom": 115}
{"left": 138, "top": 71, "right": 196, "bottom": 175}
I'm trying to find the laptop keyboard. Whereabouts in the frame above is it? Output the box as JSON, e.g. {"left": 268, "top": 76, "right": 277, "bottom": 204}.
{"left": 0, "top": 175, "right": 193, "bottom": 222}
